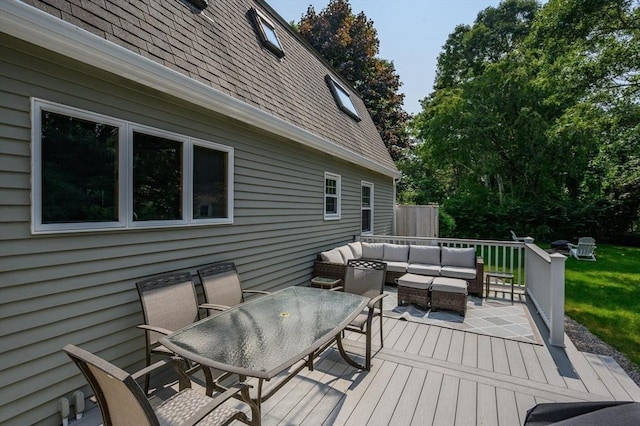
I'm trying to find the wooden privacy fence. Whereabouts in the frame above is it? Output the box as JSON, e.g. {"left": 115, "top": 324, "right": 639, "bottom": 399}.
{"left": 394, "top": 204, "right": 439, "bottom": 238}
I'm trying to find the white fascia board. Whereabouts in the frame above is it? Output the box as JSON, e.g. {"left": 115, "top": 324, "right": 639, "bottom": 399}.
{"left": 1, "top": 0, "right": 400, "bottom": 179}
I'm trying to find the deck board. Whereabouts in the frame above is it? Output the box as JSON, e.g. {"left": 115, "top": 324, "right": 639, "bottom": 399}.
{"left": 393, "top": 321, "right": 419, "bottom": 352}
{"left": 433, "top": 328, "right": 453, "bottom": 360}
{"left": 454, "top": 378, "right": 477, "bottom": 426}
{"left": 433, "top": 374, "right": 459, "bottom": 425}
{"left": 598, "top": 354, "right": 640, "bottom": 401}
{"left": 343, "top": 361, "right": 396, "bottom": 426}
{"left": 411, "top": 370, "right": 443, "bottom": 426}
{"left": 583, "top": 352, "right": 633, "bottom": 400}
{"left": 490, "top": 337, "right": 511, "bottom": 375}
{"left": 419, "top": 325, "right": 441, "bottom": 357}
{"left": 562, "top": 336, "right": 614, "bottom": 397}
{"left": 496, "top": 388, "right": 520, "bottom": 426}
{"left": 405, "top": 324, "right": 429, "bottom": 355}
{"left": 518, "top": 341, "right": 547, "bottom": 383}
{"left": 515, "top": 392, "right": 536, "bottom": 424}
{"left": 371, "top": 364, "right": 412, "bottom": 425}
{"left": 461, "top": 332, "right": 478, "bottom": 368}
{"left": 389, "top": 367, "right": 427, "bottom": 425}
{"left": 476, "top": 383, "right": 498, "bottom": 426}
{"left": 477, "top": 334, "right": 494, "bottom": 371}
{"left": 505, "top": 339, "right": 528, "bottom": 379}
{"left": 446, "top": 330, "right": 465, "bottom": 365}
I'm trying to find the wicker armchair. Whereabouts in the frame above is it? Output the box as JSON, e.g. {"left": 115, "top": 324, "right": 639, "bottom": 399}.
{"left": 63, "top": 344, "right": 259, "bottom": 426}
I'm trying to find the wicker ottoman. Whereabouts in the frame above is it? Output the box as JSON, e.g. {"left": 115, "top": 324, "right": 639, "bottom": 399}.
{"left": 396, "top": 273, "right": 434, "bottom": 310}
{"left": 431, "top": 277, "right": 468, "bottom": 315}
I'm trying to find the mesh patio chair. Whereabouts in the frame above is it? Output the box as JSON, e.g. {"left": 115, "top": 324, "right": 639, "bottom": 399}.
{"left": 197, "top": 262, "right": 270, "bottom": 313}
{"left": 335, "top": 259, "right": 388, "bottom": 370}
{"left": 63, "top": 344, "right": 259, "bottom": 426}
{"left": 136, "top": 271, "right": 216, "bottom": 395}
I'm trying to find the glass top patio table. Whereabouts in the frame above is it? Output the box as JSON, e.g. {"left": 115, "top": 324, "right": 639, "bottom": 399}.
{"left": 160, "top": 286, "right": 369, "bottom": 380}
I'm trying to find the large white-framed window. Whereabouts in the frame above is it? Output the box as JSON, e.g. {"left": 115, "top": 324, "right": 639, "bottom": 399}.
{"left": 31, "top": 99, "right": 233, "bottom": 234}
{"left": 324, "top": 172, "right": 341, "bottom": 220}
{"left": 361, "top": 181, "right": 374, "bottom": 234}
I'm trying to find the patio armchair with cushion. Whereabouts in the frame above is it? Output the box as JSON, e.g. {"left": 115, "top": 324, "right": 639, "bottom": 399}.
{"left": 197, "top": 262, "right": 270, "bottom": 313}
{"left": 136, "top": 271, "right": 218, "bottom": 395}
{"left": 63, "top": 344, "right": 260, "bottom": 426}
{"left": 332, "top": 259, "right": 387, "bottom": 370}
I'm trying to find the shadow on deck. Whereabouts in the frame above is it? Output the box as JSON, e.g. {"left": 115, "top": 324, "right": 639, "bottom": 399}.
{"left": 72, "top": 296, "right": 639, "bottom": 426}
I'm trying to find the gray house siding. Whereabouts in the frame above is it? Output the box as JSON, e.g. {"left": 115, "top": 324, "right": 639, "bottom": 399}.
{"left": 0, "top": 36, "right": 395, "bottom": 425}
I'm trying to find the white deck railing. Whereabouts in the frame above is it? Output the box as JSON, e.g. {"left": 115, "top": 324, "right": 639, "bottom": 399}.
{"left": 356, "top": 235, "right": 566, "bottom": 346}
{"left": 525, "top": 243, "right": 566, "bottom": 346}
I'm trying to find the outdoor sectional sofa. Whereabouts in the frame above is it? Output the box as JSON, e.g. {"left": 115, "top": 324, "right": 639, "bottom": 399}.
{"left": 314, "top": 241, "right": 484, "bottom": 296}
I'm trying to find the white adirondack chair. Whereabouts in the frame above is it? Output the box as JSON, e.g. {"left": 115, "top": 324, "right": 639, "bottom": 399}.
{"left": 567, "top": 237, "right": 597, "bottom": 261}
{"left": 511, "top": 230, "right": 526, "bottom": 242}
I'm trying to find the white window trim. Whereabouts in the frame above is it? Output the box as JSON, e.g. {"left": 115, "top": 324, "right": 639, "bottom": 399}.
{"left": 324, "top": 172, "right": 341, "bottom": 220}
{"left": 361, "top": 181, "right": 374, "bottom": 234}
{"left": 31, "top": 98, "right": 234, "bottom": 234}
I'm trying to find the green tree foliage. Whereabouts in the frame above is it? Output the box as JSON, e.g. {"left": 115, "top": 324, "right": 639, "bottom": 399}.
{"left": 406, "top": 0, "right": 639, "bottom": 241}
{"left": 298, "top": 0, "right": 410, "bottom": 160}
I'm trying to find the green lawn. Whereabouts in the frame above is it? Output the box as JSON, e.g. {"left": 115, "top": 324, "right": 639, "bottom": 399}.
{"left": 563, "top": 244, "right": 640, "bottom": 367}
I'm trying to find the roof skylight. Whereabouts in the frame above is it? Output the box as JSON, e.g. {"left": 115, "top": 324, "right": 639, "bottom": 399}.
{"left": 250, "top": 8, "right": 284, "bottom": 59}
{"left": 325, "top": 75, "right": 361, "bottom": 121}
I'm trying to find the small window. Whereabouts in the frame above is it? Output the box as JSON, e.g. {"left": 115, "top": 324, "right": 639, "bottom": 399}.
{"left": 325, "top": 75, "right": 361, "bottom": 121}
{"left": 361, "top": 181, "right": 374, "bottom": 234}
{"left": 250, "top": 8, "right": 284, "bottom": 58}
{"left": 324, "top": 172, "right": 341, "bottom": 220}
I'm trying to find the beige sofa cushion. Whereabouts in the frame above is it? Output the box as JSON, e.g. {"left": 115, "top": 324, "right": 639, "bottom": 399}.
{"left": 320, "top": 249, "right": 344, "bottom": 264}
{"left": 397, "top": 273, "right": 433, "bottom": 289}
{"left": 383, "top": 243, "right": 410, "bottom": 262}
{"left": 337, "top": 245, "right": 355, "bottom": 264}
{"left": 362, "top": 242, "right": 384, "bottom": 259}
{"left": 385, "top": 261, "right": 408, "bottom": 273}
{"left": 441, "top": 247, "right": 476, "bottom": 268}
{"left": 409, "top": 246, "right": 440, "bottom": 264}
{"left": 432, "top": 277, "right": 468, "bottom": 294}
{"left": 407, "top": 264, "right": 441, "bottom": 276}
{"left": 440, "top": 266, "right": 476, "bottom": 280}
{"left": 348, "top": 241, "right": 363, "bottom": 259}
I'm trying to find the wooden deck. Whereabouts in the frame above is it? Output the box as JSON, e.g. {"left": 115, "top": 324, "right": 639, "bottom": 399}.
{"left": 76, "top": 302, "right": 639, "bottom": 426}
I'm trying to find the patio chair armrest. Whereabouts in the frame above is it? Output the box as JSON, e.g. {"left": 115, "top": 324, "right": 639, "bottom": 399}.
{"left": 137, "top": 324, "right": 174, "bottom": 336}
{"left": 367, "top": 293, "right": 388, "bottom": 309}
{"left": 566, "top": 243, "right": 577, "bottom": 249}
{"left": 329, "top": 286, "right": 344, "bottom": 291}
{"left": 131, "top": 358, "right": 173, "bottom": 381}
{"left": 199, "top": 303, "right": 231, "bottom": 312}
{"left": 181, "top": 382, "right": 254, "bottom": 426}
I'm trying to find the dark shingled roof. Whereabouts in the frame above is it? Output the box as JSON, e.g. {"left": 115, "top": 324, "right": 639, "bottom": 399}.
{"left": 22, "top": 0, "right": 398, "bottom": 174}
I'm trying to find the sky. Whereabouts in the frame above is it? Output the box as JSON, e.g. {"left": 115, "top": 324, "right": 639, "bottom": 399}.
{"left": 267, "top": 0, "right": 502, "bottom": 115}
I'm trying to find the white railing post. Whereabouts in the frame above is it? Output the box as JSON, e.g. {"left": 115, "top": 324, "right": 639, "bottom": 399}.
{"left": 548, "top": 253, "right": 566, "bottom": 347}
